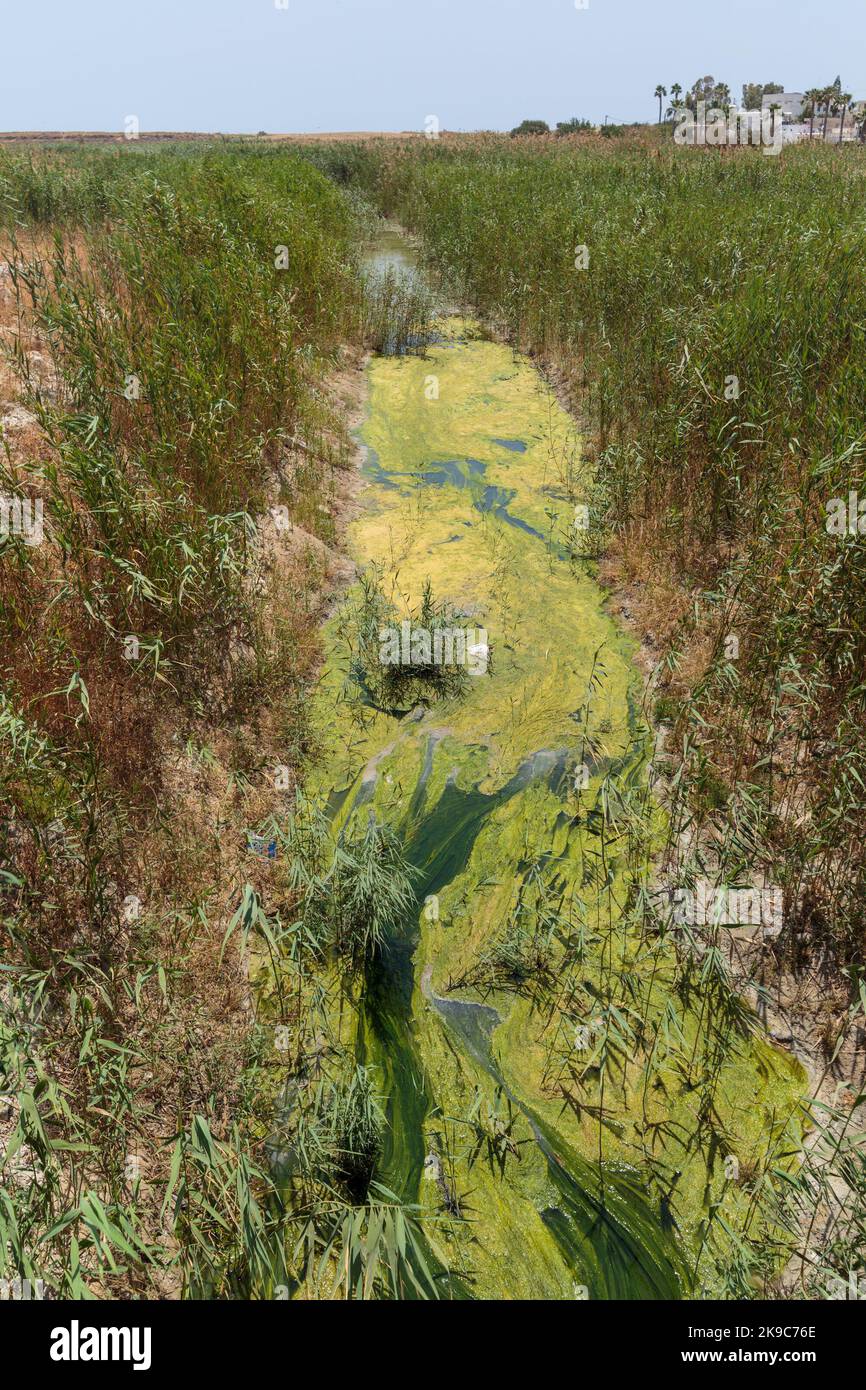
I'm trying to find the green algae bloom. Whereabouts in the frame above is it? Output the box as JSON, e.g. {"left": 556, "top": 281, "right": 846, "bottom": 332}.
{"left": 299, "top": 308, "right": 806, "bottom": 1300}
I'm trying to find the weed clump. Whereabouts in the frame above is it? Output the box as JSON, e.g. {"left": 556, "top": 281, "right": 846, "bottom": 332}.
{"left": 341, "top": 574, "right": 487, "bottom": 714}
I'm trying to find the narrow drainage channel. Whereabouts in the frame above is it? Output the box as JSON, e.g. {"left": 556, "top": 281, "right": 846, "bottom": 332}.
{"left": 301, "top": 221, "right": 802, "bottom": 1298}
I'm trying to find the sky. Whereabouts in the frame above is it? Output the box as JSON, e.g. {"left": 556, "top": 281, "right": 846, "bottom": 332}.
{"left": 0, "top": 0, "right": 862, "bottom": 134}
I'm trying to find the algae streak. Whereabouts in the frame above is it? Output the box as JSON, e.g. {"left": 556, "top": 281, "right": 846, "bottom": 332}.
{"left": 309, "top": 311, "right": 805, "bottom": 1300}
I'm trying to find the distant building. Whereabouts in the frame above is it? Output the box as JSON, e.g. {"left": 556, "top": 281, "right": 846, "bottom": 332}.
{"left": 761, "top": 91, "right": 806, "bottom": 120}
{"left": 779, "top": 122, "right": 811, "bottom": 144}
{"left": 777, "top": 117, "right": 860, "bottom": 144}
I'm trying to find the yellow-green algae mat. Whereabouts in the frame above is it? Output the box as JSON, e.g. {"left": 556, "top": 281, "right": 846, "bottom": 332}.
{"left": 307, "top": 317, "right": 806, "bottom": 1300}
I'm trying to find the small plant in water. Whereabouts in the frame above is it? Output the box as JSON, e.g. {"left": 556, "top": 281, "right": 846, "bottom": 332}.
{"left": 342, "top": 573, "right": 489, "bottom": 713}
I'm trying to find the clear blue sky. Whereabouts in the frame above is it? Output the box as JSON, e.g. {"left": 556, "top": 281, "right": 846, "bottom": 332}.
{"left": 1, "top": 0, "right": 862, "bottom": 133}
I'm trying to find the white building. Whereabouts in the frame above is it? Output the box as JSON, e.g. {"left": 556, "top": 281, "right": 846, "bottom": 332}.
{"left": 761, "top": 92, "right": 806, "bottom": 120}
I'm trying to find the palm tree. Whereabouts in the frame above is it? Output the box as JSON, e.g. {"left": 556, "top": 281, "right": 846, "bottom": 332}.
{"left": 670, "top": 82, "right": 682, "bottom": 108}
{"left": 838, "top": 91, "right": 852, "bottom": 142}
{"left": 804, "top": 88, "right": 821, "bottom": 139}
{"left": 655, "top": 85, "right": 667, "bottom": 124}
{"left": 821, "top": 87, "right": 833, "bottom": 140}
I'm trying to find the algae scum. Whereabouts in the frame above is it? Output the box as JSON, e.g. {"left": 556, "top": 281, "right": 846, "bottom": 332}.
{"left": 304, "top": 239, "right": 806, "bottom": 1300}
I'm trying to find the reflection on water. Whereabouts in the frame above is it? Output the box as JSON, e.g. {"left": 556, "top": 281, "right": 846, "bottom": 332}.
{"left": 363, "top": 225, "right": 420, "bottom": 283}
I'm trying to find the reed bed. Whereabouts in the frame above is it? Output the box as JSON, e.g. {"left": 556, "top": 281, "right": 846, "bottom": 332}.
{"left": 0, "top": 144, "right": 428, "bottom": 1297}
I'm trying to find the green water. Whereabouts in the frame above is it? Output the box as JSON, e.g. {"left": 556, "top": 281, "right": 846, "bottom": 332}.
{"left": 305, "top": 231, "right": 805, "bottom": 1300}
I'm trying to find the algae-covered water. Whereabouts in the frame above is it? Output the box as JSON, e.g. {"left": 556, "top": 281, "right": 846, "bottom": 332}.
{"left": 304, "top": 234, "right": 806, "bottom": 1300}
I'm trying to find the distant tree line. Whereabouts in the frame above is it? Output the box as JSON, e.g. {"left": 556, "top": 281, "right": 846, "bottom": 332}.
{"left": 509, "top": 117, "right": 621, "bottom": 138}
